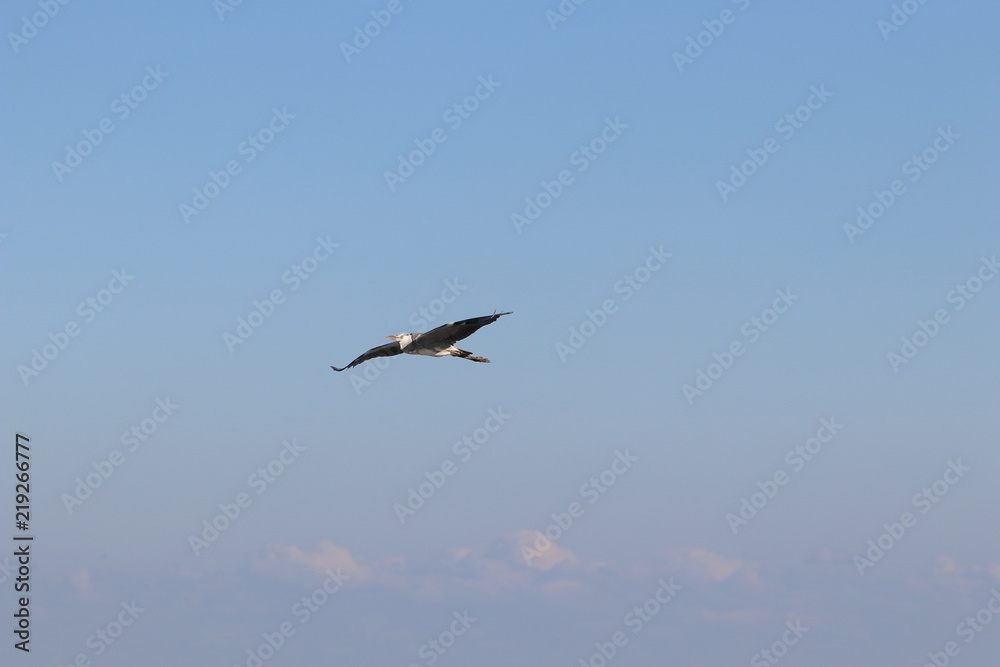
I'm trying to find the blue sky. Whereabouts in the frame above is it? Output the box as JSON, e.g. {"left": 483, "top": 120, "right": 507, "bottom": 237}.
{"left": 3, "top": 1, "right": 1000, "bottom": 665}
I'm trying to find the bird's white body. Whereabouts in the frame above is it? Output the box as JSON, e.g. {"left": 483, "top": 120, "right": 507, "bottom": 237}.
{"left": 390, "top": 333, "right": 460, "bottom": 357}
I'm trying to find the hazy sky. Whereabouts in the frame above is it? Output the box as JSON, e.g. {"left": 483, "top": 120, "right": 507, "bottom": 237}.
{"left": 3, "top": 1, "right": 999, "bottom": 665}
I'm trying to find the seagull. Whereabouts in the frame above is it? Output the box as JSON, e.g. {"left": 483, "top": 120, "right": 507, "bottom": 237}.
{"left": 330, "top": 311, "right": 513, "bottom": 372}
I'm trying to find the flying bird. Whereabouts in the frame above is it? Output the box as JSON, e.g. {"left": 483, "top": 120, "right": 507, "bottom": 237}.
{"left": 330, "top": 311, "right": 513, "bottom": 372}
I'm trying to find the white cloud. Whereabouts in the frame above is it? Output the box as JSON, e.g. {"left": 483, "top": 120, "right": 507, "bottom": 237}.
{"left": 506, "top": 529, "right": 580, "bottom": 571}
{"left": 251, "top": 539, "right": 372, "bottom": 582}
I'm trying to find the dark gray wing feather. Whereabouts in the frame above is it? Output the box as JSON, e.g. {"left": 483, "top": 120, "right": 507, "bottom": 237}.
{"left": 330, "top": 340, "right": 403, "bottom": 371}
{"left": 417, "top": 311, "right": 513, "bottom": 347}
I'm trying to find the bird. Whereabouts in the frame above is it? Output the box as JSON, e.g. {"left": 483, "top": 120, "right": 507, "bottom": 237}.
{"left": 330, "top": 311, "right": 513, "bottom": 372}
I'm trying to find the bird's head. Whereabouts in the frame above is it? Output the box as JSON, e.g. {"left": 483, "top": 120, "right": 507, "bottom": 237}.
{"left": 385, "top": 333, "right": 415, "bottom": 346}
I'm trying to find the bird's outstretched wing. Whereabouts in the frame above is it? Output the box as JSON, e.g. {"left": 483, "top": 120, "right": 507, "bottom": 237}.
{"left": 330, "top": 340, "right": 403, "bottom": 371}
{"left": 418, "top": 311, "right": 513, "bottom": 347}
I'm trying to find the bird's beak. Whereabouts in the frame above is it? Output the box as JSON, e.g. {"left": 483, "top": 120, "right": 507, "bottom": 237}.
{"left": 385, "top": 336, "right": 395, "bottom": 339}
